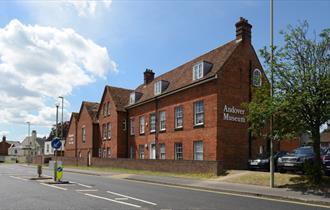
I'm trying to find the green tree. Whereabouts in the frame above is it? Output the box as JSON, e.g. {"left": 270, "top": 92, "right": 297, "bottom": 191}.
{"left": 245, "top": 21, "right": 330, "bottom": 184}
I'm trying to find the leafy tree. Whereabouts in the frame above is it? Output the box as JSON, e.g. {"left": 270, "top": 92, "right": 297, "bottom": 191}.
{"left": 245, "top": 21, "right": 330, "bottom": 184}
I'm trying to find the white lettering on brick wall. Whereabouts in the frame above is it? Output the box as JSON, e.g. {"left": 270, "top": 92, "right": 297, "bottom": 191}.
{"left": 223, "top": 105, "right": 246, "bottom": 123}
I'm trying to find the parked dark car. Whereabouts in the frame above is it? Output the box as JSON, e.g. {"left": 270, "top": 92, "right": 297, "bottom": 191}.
{"left": 248, "top": 151, "right": 287, "bottom": 171}
{"left": 321, "top": 148, "right": 330, "bottom": 176}
{"left": 277, "top": 146, "right": 314, "bottom": 173}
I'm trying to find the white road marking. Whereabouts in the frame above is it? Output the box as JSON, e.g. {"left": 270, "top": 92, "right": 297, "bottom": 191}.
{"left": 115, "top": 197, "right": 129, "bottom": 201}
{"left": 40, "top": 183, "right": 67, "bottom": 191}
{"left": 106, "top": 190, "right": 157, "bottom": 206}
{"left": 9, "top": 176, "right": 28, "bottom": 181}
{"left": 125, "top": 179, "right": 330, "bottom": 209}
{"left": 71, "top": 182, "right": 93, "bottom": 188}
{"left": 84, "top": 193, "right": 141, "bottom": 208}
{"left": 76, "top": 189, "right": 98, "bottom": 192}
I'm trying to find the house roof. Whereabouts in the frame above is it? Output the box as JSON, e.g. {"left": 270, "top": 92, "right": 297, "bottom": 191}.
{"left": 128, "top": 40, "right": 239, "bottom": 106}
{"left": 78, "top": 101, "right": 100, "bottom": 123}
{"left": 72, "top": 112, "right": 79, "bottom": 120}
{"left": 107, "top": 86, "right": 132, "bottom": 112}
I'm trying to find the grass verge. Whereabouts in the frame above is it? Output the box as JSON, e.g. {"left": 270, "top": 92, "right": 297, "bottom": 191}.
{"left": 63, "top": 165, "right": 218, "bottom": 179}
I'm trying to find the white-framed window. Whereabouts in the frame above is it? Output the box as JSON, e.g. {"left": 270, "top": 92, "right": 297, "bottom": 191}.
{"left": 107, "top": 147, "right": 111, "bottom": 158}
{"left": 103, "top": 103, "right": 107, "bottom": 117}
{"left": 139, "top": 116, "right": 145, "bottom": 134}
{"left": 150, "top": 113, "right": 156, "bottom": 133}
{"left": 175, "top": 106, "right": 183, "bottom": 129}
{"left": 160, "top": 144, "right": 166, "bottom": 160}
{"left": 159, "top": 111, "right": 166, "bottom": 131}
{"left": 194, "top": 141, "right": 203, "bottom": 160}
{"left": 175, "top": 143, "right": 183, "bottom": 160}
{"left": 98, "top": 148, "right": 101, "bottom": 158}
{"left": 82, "top": 126, "right": 86, "bottom": 143}
{"left": 46, "top": 144, "right": 49, "bottom": 153}
{"left": 103, "top": 148, "right": 107, "bottom": 158}
{"left": 122, "top": 120, "right": 127, "bottom": 131}
{"left": 130, "top": 118, "right": 135, "bottom": 135}
{"left": 139, "top": 145, "right": 144, "bottom": 159}
{"left": 107, "top": 102, "right": 111, "bottom": 115}
{"left": 193, "top": 62, "right": 203, "bottom": 80}
{"left": 107, "top": 123, "right": 111, "bottom": 139}
{"left": 102, "top": 124, "right": 106, "bottom": 140}
{"left": 253, "top": 69, "right": 262, "bottom": 87}
{"left": 129, "top": 93, "right": 135, "bottom": 104}
{"left": 154, "top": 81, "right": 162, "bottom": 95}
{"left": 194, "top": 101, "right": 204, "bottom": 126}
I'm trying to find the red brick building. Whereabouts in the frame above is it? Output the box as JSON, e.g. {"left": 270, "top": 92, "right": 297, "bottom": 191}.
{"left": 76, "top": 101, "right": 100, "bottom": 165}
{"left": 97, "top": 86, "right": 132, "bottom": 158}
{"left": 64, "top": 112, "right": 78, "bottom": 157}
{"left": 126, "top": 18, "right": 267, "bottom": 169}
{"left": 65, "top": 17, "right": 269, "bottom": 169}
{"left": 0, "top": 136, "right": 11, "bottom": 156}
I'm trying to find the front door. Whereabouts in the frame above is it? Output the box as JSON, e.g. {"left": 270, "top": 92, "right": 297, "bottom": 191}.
{"left": 150, "top": 143, "right": 156, "bottom": 159}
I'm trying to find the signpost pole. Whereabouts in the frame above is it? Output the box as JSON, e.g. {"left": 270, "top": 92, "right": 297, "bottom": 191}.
{"left": 54, "top": 104, "right": 59, "bottom": 182}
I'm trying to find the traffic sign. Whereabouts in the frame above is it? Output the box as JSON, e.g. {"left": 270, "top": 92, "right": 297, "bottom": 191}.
{"left": 51, "top": 137, "right": 62, "bottom": 149}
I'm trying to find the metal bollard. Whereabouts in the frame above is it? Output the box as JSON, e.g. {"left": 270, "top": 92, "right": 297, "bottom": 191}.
{"left": 37, "top": 165, "right": 42, "bottom": 178}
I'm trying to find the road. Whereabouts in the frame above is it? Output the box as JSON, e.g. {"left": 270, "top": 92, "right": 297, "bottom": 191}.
{"left": 0, "top": 164, "right": 328, "bottom": 210}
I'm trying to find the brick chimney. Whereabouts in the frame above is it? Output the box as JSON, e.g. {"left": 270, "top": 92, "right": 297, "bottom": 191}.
{"left": 235, "top": 17, "right": 252, "bottom": 43}
{"left": 144, "top": 69, "right": 155, "bottom": 85}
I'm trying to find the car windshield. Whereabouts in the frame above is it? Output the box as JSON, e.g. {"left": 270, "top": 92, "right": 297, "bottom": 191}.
{"left": 291, "top": 147, "right": 313, "bottom": 155}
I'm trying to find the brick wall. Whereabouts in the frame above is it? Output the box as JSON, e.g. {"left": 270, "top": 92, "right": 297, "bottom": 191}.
{"left": 64, "top": 114, "right": 77, "bottom": 157}
{"left": 128, "top": 81, "right": 218, "bottom": 161}
{"left": 0, "top": 141, "right": 10, "bottom": 156}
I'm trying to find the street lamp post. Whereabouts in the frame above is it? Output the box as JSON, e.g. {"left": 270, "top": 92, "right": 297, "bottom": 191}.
{"left": 59, "top": 96, "right": 64, "bottom": 156}
{"left": 26, "top": 121, "right": 31, "bottom": 164}
{"left": 270, "top": 0, "right": 275, "bottom": 188}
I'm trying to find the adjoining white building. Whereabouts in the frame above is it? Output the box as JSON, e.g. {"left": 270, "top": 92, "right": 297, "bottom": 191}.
{"left": 7, "top": 130, "right": 45, "bottom": 163}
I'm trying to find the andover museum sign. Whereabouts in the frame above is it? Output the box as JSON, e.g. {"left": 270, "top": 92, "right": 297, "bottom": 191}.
{"left": 223, "top": 105, "right": 246, "bottom": 123}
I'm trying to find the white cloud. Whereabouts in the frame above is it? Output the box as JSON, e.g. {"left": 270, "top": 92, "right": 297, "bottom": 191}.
{"left": 68, "top": 0, "right": 112, "bottom": 17}
{"left": 0, "top": 19, "right": 116, "bottom": 126}
{"left": 0, "top": 130, "right": 9, "bottom": 137}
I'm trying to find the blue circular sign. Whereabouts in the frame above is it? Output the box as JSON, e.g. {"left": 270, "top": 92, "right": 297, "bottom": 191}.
{"left": 51, "top": 137, "right": 62, "bottom": 149}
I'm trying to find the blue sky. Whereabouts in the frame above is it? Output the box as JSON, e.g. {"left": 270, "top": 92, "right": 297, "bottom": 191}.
{"left": 0, "top": 0, "right": 329, "bottom": 141}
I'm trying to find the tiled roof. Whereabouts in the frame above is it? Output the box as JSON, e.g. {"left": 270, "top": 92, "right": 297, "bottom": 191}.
{"left": 107, "top": 86, "right": 132, "bottom": 112}
{"left": 72, "top": 112, "right": 79, "bottom": 120}
{"left": 130, "top": 40, "right": 239, "bottom": 105}
{"left": 83, "top": 101, "right": 100, "bottom": 123}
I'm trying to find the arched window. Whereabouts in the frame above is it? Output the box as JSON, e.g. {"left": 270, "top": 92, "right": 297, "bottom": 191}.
{"left": 253, "top": 69, "right": 262, "bottom": 87}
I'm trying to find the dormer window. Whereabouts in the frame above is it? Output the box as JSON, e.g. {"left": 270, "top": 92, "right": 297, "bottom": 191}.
{"left": 253, "top": 69, "right": 262, "bottom": 87}
{"left": 193, "top": 61, "right": 212, "bottom": 81}
{"left": 129, "top": 93, "right": 135, "bottom": 104}
{"left": 153, "top": 80, "right": 169, "bottom": 96}
{"left": 193, "top": 62, "right": 203, "bottom": 80}
{"left": 129, "top": 92, "right": 143, "bottom": 105}
{"left": 154, "top": 81, "right": 162, "bottom": 95}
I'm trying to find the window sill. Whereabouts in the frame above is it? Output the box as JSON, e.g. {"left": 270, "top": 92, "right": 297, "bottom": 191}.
{"left": 174, "top": 127, "right": 183, "bottom": 131}
{"left": 139, "top": 133, "right": 145, "bottom": 136}
{"left": 193, "top": 124, "right": 204, "bottom": 128}
{"left": 150, "top": 131, "right": 156, "bottom": 134}
{"left": 159, "top": 129, "right": 166, "bottom": 133}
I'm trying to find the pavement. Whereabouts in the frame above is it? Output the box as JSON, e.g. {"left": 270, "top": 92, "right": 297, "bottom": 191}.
{"left": 62, "top": 167, "right": 330, "bottom": 206}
